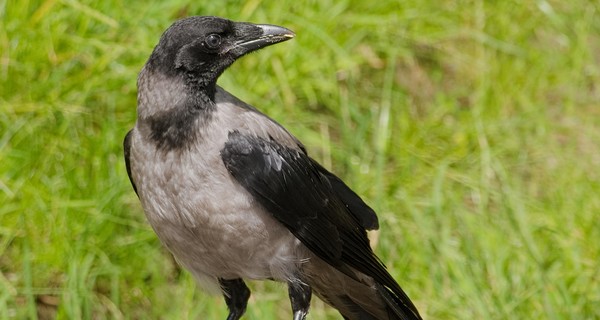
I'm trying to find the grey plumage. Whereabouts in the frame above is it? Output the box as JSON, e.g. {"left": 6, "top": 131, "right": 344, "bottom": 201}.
{"left": 124, "top": 16, "right": 422, "bottom": 320}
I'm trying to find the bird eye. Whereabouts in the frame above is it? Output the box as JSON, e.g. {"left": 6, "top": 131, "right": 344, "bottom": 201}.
{"left": 204, "top": 34, "right": 222, "bottom": 49}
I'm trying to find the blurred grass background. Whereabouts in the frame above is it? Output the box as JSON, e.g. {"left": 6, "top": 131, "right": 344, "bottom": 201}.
{"left": 1, "top": 0, "right": 599, "bottom": 319}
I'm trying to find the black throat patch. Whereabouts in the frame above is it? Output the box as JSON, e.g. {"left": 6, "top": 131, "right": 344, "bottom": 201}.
{"left": 147, "top": 91, "right": 214, "bottom": 151}
{"left": 141, "top": 53, "right": 220, "bottom": 152}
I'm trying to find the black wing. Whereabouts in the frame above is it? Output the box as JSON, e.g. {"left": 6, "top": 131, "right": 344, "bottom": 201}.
{"left": 215, "top": 86, "right": 379, "bottom": 231}
{"left": 220, "top": 131, "right": 418, "bottom": 316}
{"left": 312, "top": 161, "right": 379, "bottom": 230}
{"left": 123, "top": 130, "right": 138, "bottom": 196}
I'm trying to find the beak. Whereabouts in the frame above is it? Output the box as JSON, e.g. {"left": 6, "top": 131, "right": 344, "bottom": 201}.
{"left": 233, "top": 24, "right": 295, "bottom": 53}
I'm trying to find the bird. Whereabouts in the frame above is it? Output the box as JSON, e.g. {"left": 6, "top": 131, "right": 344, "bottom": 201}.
{"left": 124, "top": 16, "right": 422, "bottom": 320}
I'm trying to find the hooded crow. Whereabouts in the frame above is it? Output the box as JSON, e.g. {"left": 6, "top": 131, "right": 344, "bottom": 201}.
{"left": 124, "top": 16, "right": 422, "bottom": 320}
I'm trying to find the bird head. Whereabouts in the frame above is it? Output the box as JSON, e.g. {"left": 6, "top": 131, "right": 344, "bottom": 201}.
{"left": 146, "top": 16, "right": 295, "bottom": 86}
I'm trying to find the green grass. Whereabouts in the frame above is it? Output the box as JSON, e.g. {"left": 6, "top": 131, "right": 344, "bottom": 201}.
{"left": 2, "top": 0, "right": 599, "bottom": 318}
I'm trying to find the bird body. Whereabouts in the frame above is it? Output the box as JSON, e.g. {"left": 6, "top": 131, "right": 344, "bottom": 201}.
{"left": 128, "top": 86, "right": 308, "bottom": 288}
{"left": 125, "top": 16, "right": 422, "bottom": 320}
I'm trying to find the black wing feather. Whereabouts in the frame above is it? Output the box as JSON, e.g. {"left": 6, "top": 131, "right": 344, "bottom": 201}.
{"left": 123, "top": 130, "right": 138, "bottom": 196}
{"left": 221, "top": 131, "right": 344, "bottom": 262}
{"left": 220, "top": 131, "right": 419, "bottom": 319}
{"left": 313, "top": 161, "right": 379, "bottom": 230}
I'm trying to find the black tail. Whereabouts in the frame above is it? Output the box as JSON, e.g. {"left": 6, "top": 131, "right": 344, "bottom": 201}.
{"left": 375, "top": 282, "right": 422, "bottom": 320}
{"left": 305, "top": 257, "right": 422, "bottom": 320}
